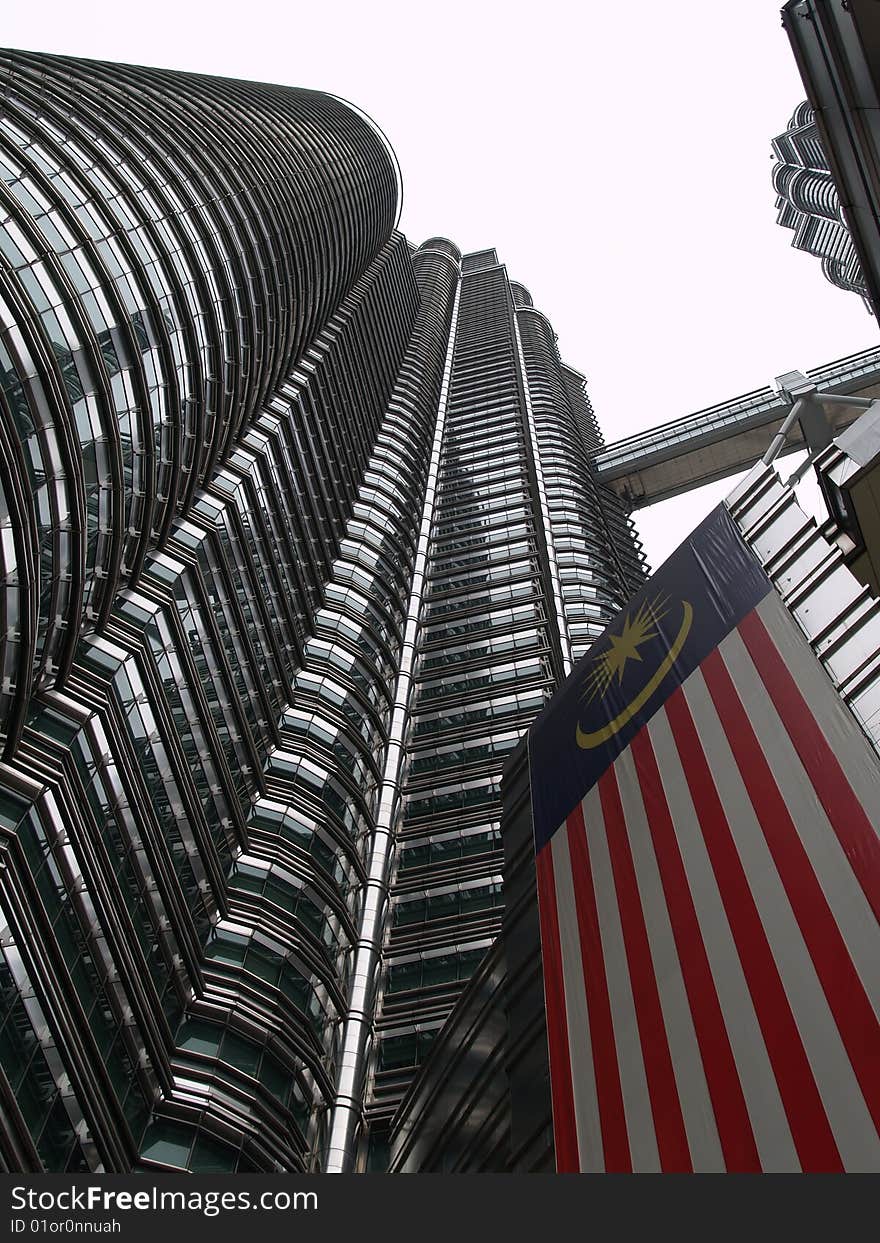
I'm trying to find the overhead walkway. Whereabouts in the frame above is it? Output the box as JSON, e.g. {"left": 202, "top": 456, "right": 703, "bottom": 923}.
{"left": 594, "top": 345, "right": 880, "bottom": 508}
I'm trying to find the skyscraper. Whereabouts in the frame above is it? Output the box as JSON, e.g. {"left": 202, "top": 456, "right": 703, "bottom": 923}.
{"left": 772, "top": 101, "right": 872, "bottom": 309}
{"left": 781, "top": 0, "right": 880, "bottom": 323}
{"left": 0, "top": 48, "right": 644, "bottom": 1174}
{"left": 351, "top": 249, "right": 645, "bottom": 1169}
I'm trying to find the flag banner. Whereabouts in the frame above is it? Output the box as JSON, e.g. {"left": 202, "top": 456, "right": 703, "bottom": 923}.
{"left": 528, "top": 502, "right": 880, "bottom": 1172}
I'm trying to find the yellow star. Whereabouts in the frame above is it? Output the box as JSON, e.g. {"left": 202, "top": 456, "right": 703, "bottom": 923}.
{"left": 606, "top": 614, "right": 655, "bottom": 683}
{"left": 581, "top": 597, "right": 669, "bottom": 705}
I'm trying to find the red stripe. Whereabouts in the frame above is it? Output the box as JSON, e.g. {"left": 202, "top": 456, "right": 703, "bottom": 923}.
{"left": 703, "top": 643, "right": 880, "bottom": 1144}
{"left": 630, "top": 727, "right": 761, "bottom": 1171}
{"left": 566, "top": 802, "right": 632, "bottom": 1171}
{"left": 535, "top": 843, "right": 580, "bottom": 1172}
{"left": 597, "top": 766, "right": 692, "bottom": 1171}
{"left": 665, "top": 687, "right": 843, "bottom": 1172}
{"left": 739, "top": 607, "right": 880, "bottom": 930}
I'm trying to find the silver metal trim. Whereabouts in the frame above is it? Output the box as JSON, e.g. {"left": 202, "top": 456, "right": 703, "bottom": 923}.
{"left": 324, "top": 275, "right": 463, "bottom": 1173}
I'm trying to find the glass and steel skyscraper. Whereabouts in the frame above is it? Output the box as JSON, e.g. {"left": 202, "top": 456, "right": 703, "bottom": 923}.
{"left": 772, "top": 101, "right": 872, "bottom": 309}
{"left": 355, "top": 249, "right": 645, "bottom": 1163}
{"left": 0, "top": 48, "right": 644, "bottom": 1174}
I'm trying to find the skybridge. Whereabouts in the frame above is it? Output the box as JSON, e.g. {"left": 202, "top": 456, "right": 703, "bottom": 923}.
{"left": 594, "top": 346, "right": 880, "bottom": 508}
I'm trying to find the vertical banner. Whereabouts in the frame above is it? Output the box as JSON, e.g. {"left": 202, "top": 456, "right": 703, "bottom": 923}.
{"left": 528, "top": 503, "right": 880, "bottom": 1172}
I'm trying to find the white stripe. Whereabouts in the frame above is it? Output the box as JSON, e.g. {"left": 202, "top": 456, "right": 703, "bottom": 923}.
{"left": 551, "top": 827, "right": 604, "bottom": 1171}
{"left": 613, "top": 745, "right": 723, "bottom": 1171}
{"left": 646, "top": 707, "right": 800, "bottom": 1171}
{"left": 580, "top": 783, "right": 660, "bottom": 1172}
{"left": 755, "top": 592, "right": 880, "bottom": 835}
{"left": 706, "top": 630, "right": 880, "bottom": 1170}
{"left": 727, "top": 609, "right": 880, "bottom": 1022}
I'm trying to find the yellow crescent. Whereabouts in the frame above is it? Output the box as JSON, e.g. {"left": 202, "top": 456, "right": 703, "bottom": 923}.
{"left": 575, "top": 601, "right": 693, "bottom": 749}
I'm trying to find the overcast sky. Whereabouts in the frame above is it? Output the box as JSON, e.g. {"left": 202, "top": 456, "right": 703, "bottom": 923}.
{"left": 6, "top": 0, "right": 878, "bottom": 566}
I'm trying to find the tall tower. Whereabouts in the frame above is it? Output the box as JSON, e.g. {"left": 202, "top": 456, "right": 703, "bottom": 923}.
{"left": 772, "top": 101, "right": 872, "bottom": 309}
{"left": 350, "top": 248, "right": 645, "bottom": 1167}
{"left": 0, "top": 49, "right": 644, "bottom": 1174}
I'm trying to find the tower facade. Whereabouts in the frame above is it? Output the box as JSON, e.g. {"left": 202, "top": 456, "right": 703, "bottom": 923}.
{"left": 0, "top": 49, "right": 644, "bottom": 1174}
{"left": 772, "top": 101, "right": 872, "bottom": 308}
{"left": 354, "top": 249, "right": 645, "bottom": 1165}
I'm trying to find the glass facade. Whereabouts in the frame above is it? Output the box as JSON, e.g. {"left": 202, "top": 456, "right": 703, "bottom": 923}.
{"left": 0, "top": 51, "right": 645, "bottom": 1174}
{"left": 360, "top": 252, "right": 645, "bottom": 1162}
{"left": 772, "top": 101, "right": 871, "bottom": 309}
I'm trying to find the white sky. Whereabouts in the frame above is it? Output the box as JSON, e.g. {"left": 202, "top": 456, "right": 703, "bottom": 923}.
{"left": 6, "top": 0, "right": 879, "bottom": 567}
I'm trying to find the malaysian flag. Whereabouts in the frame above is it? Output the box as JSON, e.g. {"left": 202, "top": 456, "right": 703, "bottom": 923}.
{"left": 528, "top": 503, "right": 880, "bottom": 1172}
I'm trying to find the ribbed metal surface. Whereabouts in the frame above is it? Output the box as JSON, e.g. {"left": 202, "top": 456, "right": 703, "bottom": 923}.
{"left": 0, "top": 48, "right": 398, "bottom": 752}
{"left": 0, "top": 50, "right": 648, "bottom": 1176}
{"left": 514, "top": 306, "right": 645, "bottom": 663}
{"left": 325, "top": 242, "right": 462, "bottom": 1172}
{"left": 362, "top": 255, "right": 645, "bottom": 1160}
{"left": 781, "top": 0, "right": 880, "bottom": 320}
{"left": 0, "top": 49, "right": 412, "bottom": 1174}
{"left": 771, "top": 100, "right": 870, "bottom": 306}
